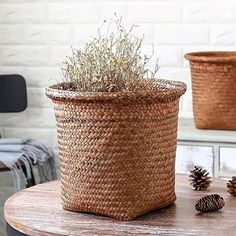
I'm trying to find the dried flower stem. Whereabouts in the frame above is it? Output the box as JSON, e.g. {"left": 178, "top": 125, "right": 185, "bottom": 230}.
{"left": 61, "top": 16, "right": 159, "bottom": 92}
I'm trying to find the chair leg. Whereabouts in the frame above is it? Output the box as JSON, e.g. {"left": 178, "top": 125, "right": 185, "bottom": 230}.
{"left": 6, "top": 223, "right": 28, "bottom": 236}
{"left": 21, "top": 165, "right": 36, "bottom": 188}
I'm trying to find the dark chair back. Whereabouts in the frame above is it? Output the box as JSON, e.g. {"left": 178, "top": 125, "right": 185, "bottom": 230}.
{"left": 0, "top": 74, "right": 27, "bottom": 112}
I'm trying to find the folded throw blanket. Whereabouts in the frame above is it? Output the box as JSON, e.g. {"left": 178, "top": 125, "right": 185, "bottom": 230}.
{"left": 0, "top": 138, "right": 57, "bottom": 191}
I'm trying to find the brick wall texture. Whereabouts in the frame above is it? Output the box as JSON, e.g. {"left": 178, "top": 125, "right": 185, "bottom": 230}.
{"left": 0, "top": 0, "right": 235, "bottom": 148}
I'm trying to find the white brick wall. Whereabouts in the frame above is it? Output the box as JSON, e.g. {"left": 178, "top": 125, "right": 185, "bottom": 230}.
{"left": 0, "top": 0, "right": 235, "bottom": 148}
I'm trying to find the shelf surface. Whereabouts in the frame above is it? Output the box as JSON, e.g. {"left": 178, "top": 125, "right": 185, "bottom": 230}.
{"left": 178, "top": 118, "right": 236, "bottom": 143}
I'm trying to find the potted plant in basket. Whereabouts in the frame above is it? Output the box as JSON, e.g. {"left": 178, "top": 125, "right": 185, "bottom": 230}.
{"left": 46, "top": 18, "right": 186, "bottom": 220}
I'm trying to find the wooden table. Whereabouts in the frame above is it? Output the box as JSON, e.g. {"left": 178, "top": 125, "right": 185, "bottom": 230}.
{"left": 4, "top": 175, "right": 236, "bottom": 236}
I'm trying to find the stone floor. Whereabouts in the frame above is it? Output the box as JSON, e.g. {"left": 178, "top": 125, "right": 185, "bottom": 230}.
{"left": 0, "top": 171, "right": 14, "bottom": 236}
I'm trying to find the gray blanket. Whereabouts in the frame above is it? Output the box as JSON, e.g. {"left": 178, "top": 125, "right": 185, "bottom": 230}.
{"left": 0, "top": 139, "right": 57, "bottom": 191}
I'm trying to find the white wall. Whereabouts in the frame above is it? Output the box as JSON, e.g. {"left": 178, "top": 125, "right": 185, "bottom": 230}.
{"left": 0, "top": 0, "right": 235, "bottom": 148}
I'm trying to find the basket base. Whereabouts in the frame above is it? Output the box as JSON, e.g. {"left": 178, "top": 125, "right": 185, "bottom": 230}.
{"left": 195, "top": 120, "right": 236, "bottom": 131}
{"left": 62, "top": 193, "right": 176, "bottom": 221}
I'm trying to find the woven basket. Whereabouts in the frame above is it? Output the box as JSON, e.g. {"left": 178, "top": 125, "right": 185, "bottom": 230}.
{"left": 185, "top": 51, "right": 236, "bottom": 130}
{"left": 46, "top": 79, "right": 186, "bottom": 220}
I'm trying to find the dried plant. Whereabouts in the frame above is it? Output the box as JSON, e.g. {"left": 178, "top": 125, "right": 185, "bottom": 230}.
{"left": 61, "top": 17, "right": 159, "bottom": 92}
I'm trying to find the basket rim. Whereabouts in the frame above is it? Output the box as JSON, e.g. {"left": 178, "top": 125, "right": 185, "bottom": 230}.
{"left": 45, "top": 79, "right": 186, "bottom": 103}
{"left": 184, "top": 51, "right": 236, "bottom": 63}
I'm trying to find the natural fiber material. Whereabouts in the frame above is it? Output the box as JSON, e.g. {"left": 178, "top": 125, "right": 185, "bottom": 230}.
{"left": 227, "top": 176, "right": 236, "bottom": 196}
{"left": 46, "top": 79, "right": 186, "bottom": 220}
{"left": 185, "top": 51, "right": 236, "bottom": 130}
{"left": 189, "top": 166, "right": 212, "bottom": 191}
{"left": 195, "top": 194, "right": 225, "bottom": 213}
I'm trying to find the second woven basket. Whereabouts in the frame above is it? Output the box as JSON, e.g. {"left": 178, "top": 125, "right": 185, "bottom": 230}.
{"left": 46, "top": 79, "right": 186, "bottom": 220}
{"left": 185, "top": 51, "right": 236, "bottom": 130}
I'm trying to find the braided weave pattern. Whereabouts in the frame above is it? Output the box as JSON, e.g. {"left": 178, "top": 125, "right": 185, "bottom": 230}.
{"left": 185, "top": 51, "right": 236, "bottom": 130}
{"left": 46, "top": 79, "right": 186, "bottom": 220}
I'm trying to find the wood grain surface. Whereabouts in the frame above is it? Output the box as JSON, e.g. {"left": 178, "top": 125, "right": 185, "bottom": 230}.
{"left": 4, "top": 174, "right": 236, "bottom": 236}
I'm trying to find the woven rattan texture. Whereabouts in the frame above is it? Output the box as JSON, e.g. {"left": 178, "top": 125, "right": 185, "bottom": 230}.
{"left": 46, "top": 80, "right": 186, "bottom": 220}
{"left": 185, "top": 52, "right": 236, "bottom": 130}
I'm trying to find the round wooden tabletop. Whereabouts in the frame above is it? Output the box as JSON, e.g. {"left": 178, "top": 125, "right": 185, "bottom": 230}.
{"left": 4, "top": 174, "right": 236, "bottom": 236}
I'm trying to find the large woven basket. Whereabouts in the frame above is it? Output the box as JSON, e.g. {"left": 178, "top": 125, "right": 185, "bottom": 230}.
{"left": 46, "top": 79, "right": 186, "bottom": 220}
{"left": 185, "top": 51, "right": 236, "bottom": 130}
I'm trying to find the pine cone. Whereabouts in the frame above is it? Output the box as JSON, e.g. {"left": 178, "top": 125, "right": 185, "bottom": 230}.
{"left": 195, "top": 194, "right": 225, "bottom": 213}
{"left": 189, "top": 166, "right": 212, "bottom": 190}
{"left": 227, "top": 176, "right": 236, "bottom": 196}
